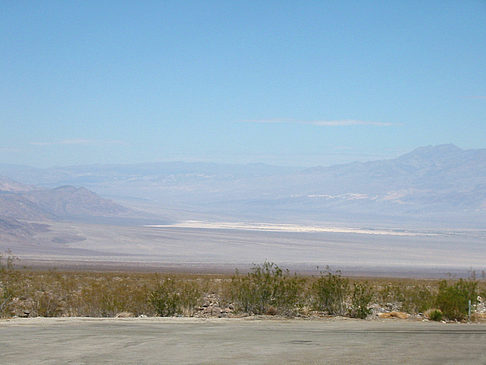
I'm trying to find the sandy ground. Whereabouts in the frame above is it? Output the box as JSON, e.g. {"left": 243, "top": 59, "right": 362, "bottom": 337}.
{"left": 1, "top": 317, "right": 486, "bottom": 364}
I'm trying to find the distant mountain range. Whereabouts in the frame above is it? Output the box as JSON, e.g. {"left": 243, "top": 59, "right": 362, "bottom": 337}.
{"left": 0, "top": 144, "right": 485, "bottom": 227}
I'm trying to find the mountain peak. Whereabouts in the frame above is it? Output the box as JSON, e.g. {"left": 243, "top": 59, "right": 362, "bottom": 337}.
{"left": 398, "top": 144, "right": 463, "bottom": 162}
{"left": 408, "top": 143, "right": 461, "bottom": 154}
{"left": 53, "top": 185, "right": 78, "bottom": 192}
{"left": 53, "top": 185, "right": 93, "bottom": 193}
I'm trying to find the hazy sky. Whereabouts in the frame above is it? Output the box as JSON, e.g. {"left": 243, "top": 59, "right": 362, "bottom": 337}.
{"left": 1, "top": 1, "right": 485, "bottom": 167}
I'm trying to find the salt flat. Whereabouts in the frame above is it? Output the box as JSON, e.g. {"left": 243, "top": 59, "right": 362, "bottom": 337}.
{"left": 146, "top": 220, "right": 433, "bottom": 236}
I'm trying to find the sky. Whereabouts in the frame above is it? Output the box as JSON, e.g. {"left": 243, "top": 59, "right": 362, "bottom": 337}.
{"left": 1, "top": 0, "right": 485, "bottom": 167}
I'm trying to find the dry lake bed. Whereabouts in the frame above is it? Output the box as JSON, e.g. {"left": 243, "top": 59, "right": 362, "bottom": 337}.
{"left": 5, "top": 221, "right": 486, "bottom": 277}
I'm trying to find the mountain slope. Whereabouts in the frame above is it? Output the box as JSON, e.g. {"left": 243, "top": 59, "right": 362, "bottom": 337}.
{"left": 0, "top": 177, "right": 132, "bottom": 221}
{"left": 0, "top": 216, "right": 49, "bottom": 242}
{"left": 23, "top": 185, "right": 131, "bottom": 218}
{"left": 0, "top": 192, "right": 54, "bottom": 220}
{"left": 0, "top": 176, "right": 33, "bottom": 192}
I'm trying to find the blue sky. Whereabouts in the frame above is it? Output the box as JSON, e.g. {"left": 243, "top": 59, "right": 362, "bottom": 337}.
{"left": 1, "top": 0, "right": 485, "bottom": 167}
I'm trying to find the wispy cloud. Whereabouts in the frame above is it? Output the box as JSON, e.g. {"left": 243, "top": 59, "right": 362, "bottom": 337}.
{"left": 243, "top": 119, "right": 396, "bottom": 127}
{"left": 310, "top": 120, "right": 394, "bottom": 126}
{"left": 469, "top": 95, "right": 486, "bottom": 100}
{"left": 60, "top": 139, "right": 96, "bottom": 145}
{"left": 30, "top": 139, "right": 125, "bottom": 147}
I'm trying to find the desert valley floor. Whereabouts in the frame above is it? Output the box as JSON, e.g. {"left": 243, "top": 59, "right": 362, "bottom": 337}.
{"left": 3, "top": 220, "right": 485, "bottom": 277}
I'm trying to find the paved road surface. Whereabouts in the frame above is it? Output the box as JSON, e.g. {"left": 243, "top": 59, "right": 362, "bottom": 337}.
{"left": 1, "top": 318, "right": 486, "bottom": 364}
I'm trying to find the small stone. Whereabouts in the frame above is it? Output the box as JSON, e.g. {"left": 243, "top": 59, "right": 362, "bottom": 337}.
{"left": 378, "top": 311, "right": 409, "bottom": 319}
{"left": 115, "top": 312, "right": 134, "bottom": 318}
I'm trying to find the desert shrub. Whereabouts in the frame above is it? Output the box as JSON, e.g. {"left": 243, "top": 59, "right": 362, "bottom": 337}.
{"left": 0, "top": 251, "right": 19, "bottom": 317}
{"left": 0, "top": 250, "right": 17, "bottom": 272}
{"left": 66, "top": 273, "right": 155, "bottom": 317}
{"left": 35, "top": 291, "right": 62, "bottom": 317}
{"left": 436, "top": 279, "right": 478, "bottom": 321}
{"left": 79, "top": 280, "right": 128, "bottom": 316}
{"left": 427, "top": 309, "right": 443, "bottom": 321}
{"left": 228, "top": 262, "right": 305, "bottom": 315}
{"left": 149, "top": 277, "right": 201, "bottom": 316}
{"left": 312, "top": 271, "right": 349, "bottom": 315}
{"left": 377, "top": 283, "right": 404, "bottom": 304}
{"left": 5, "top": 259, "right": 483, "bottom": 321}
{"left": 402, "top": 285, "right": 435, "bottom": 314}
{"left": 0, "top": 296, "right": 9, "bottom": 316}
{"left": 349, "top": 282, "right": 373, "bottom": 319}
{"left": 377, "top": 282, "right": 435, "bottom": 314}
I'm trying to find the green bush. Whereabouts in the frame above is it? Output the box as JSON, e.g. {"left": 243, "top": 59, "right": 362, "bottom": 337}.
{"left": 428, "top": 309, "right": 443, "bottom": 321}
{"left": 436, "top": 279, "right": 478, "bottom": 321}
{"left": 228, "top": 262, "right": 304, "bottom": 315}
{"left": 378, "top": 283, "right": 435, "bottom": 314}
{"left": 349, "top": 282, "right": 373, "bottom": 319}
{"left": 312, "top": 271, "right": 349, "bottom": 315}
{"left": 402, "top": 285, "right": 435, "bottom": 314}
{"left": 149, "top": 277, "right": 201, "bottom": 317}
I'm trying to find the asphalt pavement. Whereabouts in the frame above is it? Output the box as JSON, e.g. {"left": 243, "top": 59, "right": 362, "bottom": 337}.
{"left": 1, "top": 317, "right": 486, "bottom": 364}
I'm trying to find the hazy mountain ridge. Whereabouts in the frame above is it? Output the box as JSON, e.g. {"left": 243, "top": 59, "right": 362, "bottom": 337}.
{"left": 0, "top": 179, "right": 137, "bottom": 243}
{"left": 302, "top": 144, "right": 486, "bottom": 192}
{"left": 0, "top": 192, "right": 54, "bottom": 221}
{"left": 0, "top": 144, "right": 485, "bottom": 227}
{"left": 23, "top": 185, "right": 131, "bottom": 218}
{"left": 0, "top": 176, "right": 34, "bottom": 192}
{"left": 0, "top": 180, "right": 132, "bottom": 222}
{"left": 0, "top": 162, "right": 299, "bottom": 188}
